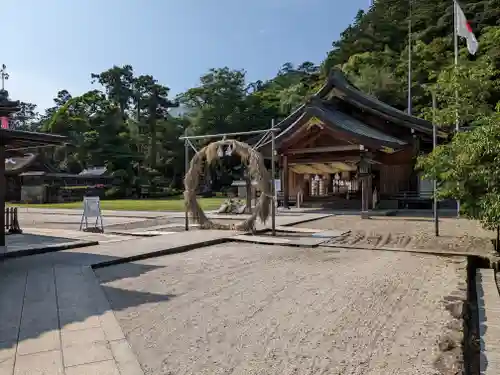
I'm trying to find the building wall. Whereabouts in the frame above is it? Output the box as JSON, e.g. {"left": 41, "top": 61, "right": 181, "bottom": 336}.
{"left": 378, "top": 164, "right": 413, "bottom": 195}
{"left": 286, "top": 170, "right": 305, "bottom": 197}
{"left": 21, "top": 185, "right": 46, "bottom": 203}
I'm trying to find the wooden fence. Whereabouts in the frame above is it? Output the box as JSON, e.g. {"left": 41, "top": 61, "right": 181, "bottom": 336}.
{"left": 4, "top": 207, "right": 22, "bottom": 234}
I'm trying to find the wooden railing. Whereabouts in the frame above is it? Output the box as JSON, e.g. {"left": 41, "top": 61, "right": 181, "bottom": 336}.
{"left": 4, "top": 207, "right": 22, "bottom": 234}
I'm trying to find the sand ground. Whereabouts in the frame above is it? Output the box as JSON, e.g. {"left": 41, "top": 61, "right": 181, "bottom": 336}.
{"left": 96, "top": 242, "right": 467, "bottom": 375}
{"left": 295, "top": 215, "right": 495, "bottom": 255}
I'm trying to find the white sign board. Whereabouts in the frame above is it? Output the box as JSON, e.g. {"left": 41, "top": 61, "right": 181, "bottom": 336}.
{"left": 83, "top": 197, "right": 101, "bottom": 217}
{"left": 274, "top": 179, "right": 281, "bottom": 192}
{"left": 80, "top": 196, "right": 104, "bottom": 232}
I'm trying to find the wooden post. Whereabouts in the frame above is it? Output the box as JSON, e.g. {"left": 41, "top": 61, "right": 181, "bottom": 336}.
{"left": 0, "top": 142, "right": 5, "bottom": 246}
{"left": 367, "top": 170, "right": 373, "bottom": 209}
{"left": 359, "top": 155, "right": 370, "bottom": 219}
{"left": 245, "top": 174, "right": 252, "bottom": 214}
{"left": 283, "top": 154, "right": 289, "bottom": 208}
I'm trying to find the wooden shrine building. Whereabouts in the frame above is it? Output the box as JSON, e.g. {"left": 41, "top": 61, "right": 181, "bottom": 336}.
{"left": 6, "top": 152, "right": 112, "bottom": 204}
{"left": 0, "top": 89, "right": 67, "bottom": 247}
{"left": 262, "top": 69, "right": 446, "bottom": 216}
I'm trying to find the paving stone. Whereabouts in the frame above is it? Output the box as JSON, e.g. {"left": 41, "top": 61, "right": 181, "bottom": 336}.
{"left": 115, "top": 359, "right": 145, "bottom": 375}
{"left": 61, "top": 327, "right": 107, "bottom": 347}
{"left": 59, "top": 314, "right": 101, "bottom": 332}
{"left": 62, "top": 341, "right": 114, "bottom": 367}
{"left": 65, "top": 360, "right": 121, "bottom": 375}
{"left": 0, "top": 342, "right": 15, "bottom": 363}
{"left": 19, "top": 268, "right": 58, "bottom": 341}
{"left": 0, "top": 321, "right": 22, "bottom": 344}
{"left": 0, "top": 272, "right": 26, "bottom": 342}
{"left": 24, "top": 269, "right": 56, "bottom": 303}
{"left": 17, "top": 330, "right": 60, "bottom": 355}
{"left": 109, "top": 339, "right": 144, "bottom": 375}
{"left": 19, "top": 301, "right": 59, "bottom": 339}
{"left": 99, "top": 311, "right": 125, "bottom": 341}
{"left": 14, "top": 349, "right": 64, "bottom": 375}
{"left": 0, "top": 357, "right": 15, "bottom": 374}
{"left": 477, "top": 269, "right": 500, "bottom": 375}
{"left": 79, "top": 267, "right": 112, "bottom": 309}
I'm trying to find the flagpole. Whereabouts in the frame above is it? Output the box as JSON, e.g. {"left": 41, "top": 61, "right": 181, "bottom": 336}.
{"left": 453, "top": 0, "right": 461, "bottom": 218}
{"left": 454, "top": 0, "right": 459, "bottom": 129}
{"left": 407, "top": 0, "right": 412, "bottom": 115}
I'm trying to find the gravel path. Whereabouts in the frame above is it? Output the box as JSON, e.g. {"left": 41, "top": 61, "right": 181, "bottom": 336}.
{"left": 96, "top": 243, "right": 466, "bottom": 375}
{"left": 295, "top": 216, "right": 494, "bottom": 255}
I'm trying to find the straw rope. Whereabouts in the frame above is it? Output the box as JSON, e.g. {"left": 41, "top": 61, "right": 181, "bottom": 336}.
{"left": 184, "top": 139, "right": 271, "bottom": 231}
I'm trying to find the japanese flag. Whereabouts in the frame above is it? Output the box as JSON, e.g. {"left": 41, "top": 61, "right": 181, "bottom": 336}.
{"left": 455, "top": 1, "right": 478, "bottom": 55}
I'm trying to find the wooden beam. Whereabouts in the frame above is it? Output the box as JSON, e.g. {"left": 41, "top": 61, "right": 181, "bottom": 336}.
{"left": 290, "top": 164, "right": 325, "bottom": 175}
{"left": 288, "top": 145, "right": 361, "bottom": 155}
{"left": 287, "top": 128, "right": 323, "bottom": 150}
{"left": 289, "top": 153, "right": 361, "bottom": 164}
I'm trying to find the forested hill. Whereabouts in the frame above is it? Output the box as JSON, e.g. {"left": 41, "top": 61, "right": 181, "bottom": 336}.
{"left": 8, "top": 0, "right": 500, "bottom": 204}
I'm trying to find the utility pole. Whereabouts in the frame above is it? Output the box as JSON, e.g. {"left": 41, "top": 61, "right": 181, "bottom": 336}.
{"left": 1, "top": 64, "right": 9, "bottom": 91}
{"left": 271, "top": 119, "right": 276, "bottom": 237}
{"left": 407, "top": 0, "right": 412, "bottom": 115}
{"left": 431, "top": 89, "right": 439, "bottom": 236}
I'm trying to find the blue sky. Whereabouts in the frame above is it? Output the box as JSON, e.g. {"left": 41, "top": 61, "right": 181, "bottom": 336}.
{"left": 3, "top": 0, "right": 369, "bottom": 112}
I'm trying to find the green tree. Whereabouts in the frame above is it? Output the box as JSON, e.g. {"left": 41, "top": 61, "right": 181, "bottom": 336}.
{"left": 10, "top": 102, "right": 39, "bottom": 131}
{"left": 417, "top": 109, "right": 500, "bottom": 229}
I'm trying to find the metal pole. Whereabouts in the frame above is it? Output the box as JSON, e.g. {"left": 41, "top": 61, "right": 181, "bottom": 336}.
{"left": 184, "top": 128, "right": 189, "bottom": 231}
{"left": 432, "top": 90, "right": 439, "bottom": 236}
{"left": 271, "top": 119, "right": 276, "bottom": 236}
{"left": 180, "top": 128, "right": 273, "bottom": 140}
{"left": 453, "top": 0, "right": 460, "bottom": 218}
{"left": 407, "top": 0, "right": 412, "bottom": 115}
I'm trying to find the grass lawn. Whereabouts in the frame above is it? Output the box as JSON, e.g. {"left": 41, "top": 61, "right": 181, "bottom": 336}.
{"left": 9, "top": 197, "right": 226, "bottom": 212}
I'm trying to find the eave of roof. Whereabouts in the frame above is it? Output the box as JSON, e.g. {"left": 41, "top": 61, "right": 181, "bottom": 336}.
{"left": 276, "top": 105, "right": 407, "bottom": 150}
{"left": 321, "top": 70, "right": 435, "bottom": 134}
{"left": 1, "top": 129, "right": 68, "bottom": 149}
{"left": 5, "top": 153, "right": 38, "bottom": 174}
{"left": 260, "top": 101, "right": 407, "bottom": 152}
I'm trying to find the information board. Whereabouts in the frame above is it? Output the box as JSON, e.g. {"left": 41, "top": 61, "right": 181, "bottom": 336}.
{"left": 79, "top": 196, "right": 104, "bottom": 232}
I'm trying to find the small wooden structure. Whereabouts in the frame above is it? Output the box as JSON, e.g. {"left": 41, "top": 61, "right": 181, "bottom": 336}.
{"left": 0, "top": 89, "right": 67, "bottom": 246}
{"left": 5, "top": 151, "right": 112, "bottom": 203}
{"left": 260, "top": 69, "right": 445, "bottom": 216}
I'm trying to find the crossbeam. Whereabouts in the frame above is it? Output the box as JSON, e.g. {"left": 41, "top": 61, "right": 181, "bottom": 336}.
{"left": 288, "top": 145, "right": 361, "bottom": 154}
{"left": 180, "top": 122, "right": 279, "bottom": 236}
{"left": 179, "top": 128, "right": 280, "bottom": 140}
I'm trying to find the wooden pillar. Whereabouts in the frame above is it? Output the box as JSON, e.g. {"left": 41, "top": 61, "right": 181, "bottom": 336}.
{"left": 411, "top": 131, "right": 421, "bottom": 192}
{"left": 283, "top": 155, "right": 289, "bottom": 208}
{"left": 359, "top": 155, "right": 371, "bottom": 219}
{"left": 245, "top": 175, "right": 252, "bottom": 214}
{"left": 367, "top": 170, "right": 373, "bottom": 209}
{"left": 0, "top": 142, "right": 5, "bottom": 247}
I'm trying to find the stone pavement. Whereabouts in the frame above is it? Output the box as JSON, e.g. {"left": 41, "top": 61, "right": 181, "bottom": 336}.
{"left": 0, "top": 212, "right": 330, "bottom": 374}
{"left": 2, "top": 233, "right": 98, "bottom": 260}
{"left": 22, "top": 227, "right": 138, "bottom": 245}
{"left": 0, "top": 266, "right": 143, "bottom": 375}
{"left": 476, "top": 268, "right": 500, "bottom": 374}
